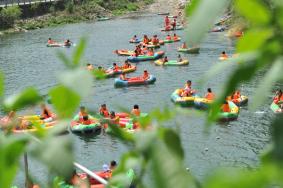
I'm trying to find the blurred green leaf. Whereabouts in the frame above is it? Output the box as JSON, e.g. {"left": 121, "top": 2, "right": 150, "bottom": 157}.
{"left": 150, "top": 140, "right": 197, "bottom": 188}
{"left": 135, "top": 130, "right": 157, "bottom": 154}
{"left": 237, "top": 29, "right": 273, "bottom": 52}
{"left": 185, "top": 0, "right": 230, "bottom": 45}
{"left": 235, "top": 0, "right": 271, "bottom": 25}
{"left": 58, "top": 69, "right": 93, "bottom": 98}
{"left": 0, "top": 71, "right": 4, "bottom": 98}
{"left": 3, "top": 87, "right": 42, "bottom": 111}
{"left": 251, "top": 57, "right": 283, "bottom": 110}
{"left": 203, "top": 165, "right": 283, "bottom": 188}
{"left": 72, "top": 38, "right": 86, "bottom": 67}
{"left": 110, "top": 152, "right": 140, "bottom": 187}
{"left": 93, "top": 69, "right": 107, "bottom": 80}
{"left": 107, "top": 123, "right": 135, "bottom": 143}
{"left": 161, "top": 128, "right": 184, "bottom": 160}
{"left": 149, "top": 107, "right": 175, "bottom": 123}
{"left": 270, "top": 115, "right": 283, "bottom": 163}
{"left": 57, "top": 51, "right": 72, "bottom": 69}
{"left": 30, "top": 135, "right": 73, "bottom": 178}
{"left": 49, "top": 85, "right": 80, "bottom": 119}
{"left": 0, "top": 134, "right": 28, "bottom": 188}
{"left": 185, "top": 0, "right": 201, "bottom": 17}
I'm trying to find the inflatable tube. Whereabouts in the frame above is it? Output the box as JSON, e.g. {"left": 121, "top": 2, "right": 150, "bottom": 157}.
{"left": 159, "top": 40, "right": 165, "bottom": 45}
{"left": 107, "top": 113, "right": 148, "bottom": 133}
{"left": 154, "top": 59, "right": 189, "bottom": 66}
{"left": 194, "top": 98, "right": 213, "bottom": 109}
{"left": 161, "top": 26, "right": 184, "bottom": 31}
{"left": 218, "top": 101, "right": 239, "bottom": 121}
{"left": 115, "top": 50, "right": 135, "bottom": 56}
{"left": 143, "top": 41, "right": 164, "bottom": 46}
{"left": 163, "top": 37, "right": 181, "bottom": 43}
{"left": 129, "top": 39, "right": 141, "bottom": 43}
{"left": 171, "top": 89, "right": 198, "bottom": 107}
{"left": 219, "top": 56, "right": 229, "bottom": 61}
{"left": 232, "top": 95, "right": 248, "bottom": 106}
{"left": 46, "top": 43, "right": 63, "bottom": 47}
{"left": 127, "top": 51, "right": 164, "bottom": 62}
{"left": 270, "top": 102, "right": 283, "bottom": 114}
{"left": 211, "top": 26, "right": 226, "bottom": 32}
{"left": 114, "top": 75, "right": 156, "bottom": 87}
{"left": 178, "top": 47, "right": 200, "bottom": 54}
{"left": 97, "top": 17, "right": 110, "bottom": 21}
{"left": 46, "top": 43, "right": 72, "bottom": 47}
{"left": 105, "top": 66, "right": 136, "bottom": 78}
{"left": 157, "top": 12, "right": 170, "bottom": 15}
{"left": 101, "top": 113, "right": 148, "bottom": 133}
{"left": 146, "top": 43, "right": 160, "bottom": 49}
{"left": 80, "top": 168, "right": 135, "bottom": 187}
{"left": 12, "top": 115, "right": 57, "bottom": 133}
{"left": 168, "top": 15, "right": 177, "bottom": 18}
{"left": 234, "top": 31, "right": 243, "bottom": 38}
{"left": 70, "top": 115, "right": 101, "bottom": 134}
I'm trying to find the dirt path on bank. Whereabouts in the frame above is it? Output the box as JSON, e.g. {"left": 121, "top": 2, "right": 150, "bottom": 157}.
{"left": 148, "top": 0, "right": 187, "bottom": 15}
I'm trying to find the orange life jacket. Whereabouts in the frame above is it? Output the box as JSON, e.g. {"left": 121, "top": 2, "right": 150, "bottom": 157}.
{"left": 133, "top": 122, "right": 140, "bottom": 129}
{"left": 181, "top": 44, "right": 187, "bottom": 49}
{"left": 147, "top": 51, "right": 154, "bottom": 56}
{"left": 166, "top": 36, "right": 171, "bottom": 40}
{"left": 41, "top": 108, "right": 53, "bottom": 119}
{"left": 205, "top": 92, "right": 215, "bottom": 100}
{"left": 48, "top": 40, "right": 55, "bottom": 44}
{"left": 173, "top": 36, "right": 179, "bottom": 41}
{"left": 113, "top": 65, "right": 119, "bottom": 71}
{"left": 165, "top": 17, "right": 170, "bottom": 26}
{"left": 131, "top": 109, "right": 141, "bottom": 116}
{"left": 221, "top": 103, "right": 230, "bottom": 112}
{"left": 122, "top": 64, "right": 128, "bottom": 69}
{"left": 232, "top": 93, "right": 241, "bottom": 103}
{"left": 99, "top": 108, "right": 109, "bottom": 117}
{"left": 143, "top": 73, "right": 149, "bottom": 80}
{"left": 221, "top": 54, "right": 228, "bottom": 58}
{"left": 143, "top": 38, "right": 149, "bottom": 44}
{"left": 152, "top": 38, "right": 159, "bottom": 45}
{"left": 274, "top": 95, "right": 283, "bottom": 104}
{"left": 80, "top": 119, "right": 92, "bottom": 125}
{"left": 137, "top": 48, "right": 142, "bottom": 55}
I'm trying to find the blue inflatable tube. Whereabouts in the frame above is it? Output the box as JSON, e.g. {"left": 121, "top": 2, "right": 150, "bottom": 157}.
{"left": 127, "top": 51, "right": 165, "bottom": 63}
{"left": 114, "top": 75, "right": 156, "bottom": 87}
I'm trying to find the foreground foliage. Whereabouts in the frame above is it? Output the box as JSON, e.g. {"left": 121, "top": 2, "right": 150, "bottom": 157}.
{"left": 0, "top": 0, "right": 283, "bottom": 187}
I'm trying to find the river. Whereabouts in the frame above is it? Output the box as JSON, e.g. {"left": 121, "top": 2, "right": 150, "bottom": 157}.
{"left": 0, "top": 14, "right": 273, "bottom": 186}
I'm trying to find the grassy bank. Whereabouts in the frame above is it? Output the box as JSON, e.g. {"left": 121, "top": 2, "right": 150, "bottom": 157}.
{"left": 0, "top": 0, "right": 154, "bottom": 34}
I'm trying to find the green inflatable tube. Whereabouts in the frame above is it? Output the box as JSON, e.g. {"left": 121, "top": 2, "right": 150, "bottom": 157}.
{"left": 70, "top": 115, "right": 101, "bottom": 134}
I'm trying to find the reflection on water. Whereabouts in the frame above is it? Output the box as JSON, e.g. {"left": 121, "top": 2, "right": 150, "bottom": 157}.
{"left": 0, "top": 14, "right": 273, "bottom": 186}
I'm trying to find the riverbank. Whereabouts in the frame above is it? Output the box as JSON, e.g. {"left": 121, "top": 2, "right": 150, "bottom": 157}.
{"left": 148, "top": 0, "right": 186, "bottom": 15}
{"left": 0, "top": 0, "right": 154, "bottom": 35}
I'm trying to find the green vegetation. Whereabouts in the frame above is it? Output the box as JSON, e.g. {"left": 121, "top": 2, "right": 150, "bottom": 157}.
{"left": 1, "top": 0, "right": 283, "bottom": 187}
{"left": 0, "top": 0, "right": 153, "bottom": 31}
{"left": 0, "top": 6, "right": 22, "bottom": 29}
